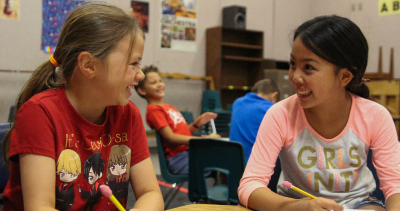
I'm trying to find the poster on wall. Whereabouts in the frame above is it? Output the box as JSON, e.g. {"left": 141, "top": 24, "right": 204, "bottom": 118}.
{"left": 0, "top": 0, "right": 20, "bottom": 20}
{"left": 160, "top": 0, "right": 197, "bottom": 52}
{"left": 131, "top": 1, "right": 149, "bottom": 33}
{"left": 41, "top": 0, "right": 85, "bottom": 53}
{"left": 41, "top": 0, "right": 105, "bottom": 53}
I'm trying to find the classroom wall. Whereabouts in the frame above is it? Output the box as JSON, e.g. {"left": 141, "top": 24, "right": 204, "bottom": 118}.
{"left": 1, "top": 0, "right": 400, "bottom": 131}
{"left": 0, "top": 0, "right": 276, "bottom": 130}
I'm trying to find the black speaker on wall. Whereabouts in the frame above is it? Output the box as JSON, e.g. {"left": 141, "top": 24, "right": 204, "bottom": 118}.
{"left": 223, "top": 5, "right": 246, "bottom": 29}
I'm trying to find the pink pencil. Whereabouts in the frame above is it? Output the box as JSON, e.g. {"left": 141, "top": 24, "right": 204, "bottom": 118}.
{"left": 100, "top": 185, "right": 126, "bottom": 211}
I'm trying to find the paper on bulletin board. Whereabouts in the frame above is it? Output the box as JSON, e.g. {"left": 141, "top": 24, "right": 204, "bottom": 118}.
{"left": 41, "top": 0, "right": 106, "bottom": 53}
{"left": 0, "top": 0, "right": 20, "bottom": 20}
{"left": 160, "top": 0, "right": 197, "bottom": 52}
{"left": 41, "top": 0, "right": 86, "bottom": 53}
{"left": 378, "top": 0, "right": 400, "bottom": 16}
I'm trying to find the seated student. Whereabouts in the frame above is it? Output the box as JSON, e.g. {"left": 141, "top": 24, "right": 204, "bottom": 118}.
{"left": 229, "top": 78, "right": 279, "bottom": 163}
{"left": 239, "top": 15, "right": 400, "bottom": 211}
{"left": 1, "top": 4, "right": 163, "bottom": 211}
{"left": 135, "top": 65, "right": 221, "bottom": 175}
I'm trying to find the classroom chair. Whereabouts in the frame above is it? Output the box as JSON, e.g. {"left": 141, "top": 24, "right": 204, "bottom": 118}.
{"left": 8, "top": 105, "right": 15, "bottom": 122}
{"left": 0, "top": 122, "right": 12, "bottom": 201}
{"left": 188, "top": 138, "right": 245, "bottom": 205}
{"left": 180, "top": 110, "right": 202, "bottom": 136}
{"left": 367, "top": 149, "right": 385, "bottom": 203}
{"left": 155, "top": 131, "right": 188, "bottom": 209}
{"left": 201, "top": 90, "right": 232, "bottom": 137}
{"left": 180, "top": 111, "right": 194, "bottom": 124}
{"left": 201, "top": 90, "right": 224, "bottom": 113}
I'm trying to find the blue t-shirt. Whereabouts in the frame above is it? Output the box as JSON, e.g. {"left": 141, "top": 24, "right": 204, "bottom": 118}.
{"left": 229, "top": 92, "right": 274, "bottom": 162}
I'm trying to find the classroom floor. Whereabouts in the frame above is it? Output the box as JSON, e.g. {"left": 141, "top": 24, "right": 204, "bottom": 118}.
{"left": 0, "top": 147, "right": 193, "bottom": 210}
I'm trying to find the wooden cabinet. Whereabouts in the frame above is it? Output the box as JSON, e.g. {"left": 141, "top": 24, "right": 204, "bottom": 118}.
{"left": 206, "top": 26, "right": 264, "bottom": 109}
{"left": 366, "top": 80, "right": 400, "bottom": 138}
{"left": 367, "top": 80, "right": 400, "bottom": 116}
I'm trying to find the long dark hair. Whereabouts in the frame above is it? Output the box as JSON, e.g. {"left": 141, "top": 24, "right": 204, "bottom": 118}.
{"left": 2, "top": 3, "right": 144, "bottom": 168}
{"left": 294, "top": 15, "right": 370, "bottom": 99}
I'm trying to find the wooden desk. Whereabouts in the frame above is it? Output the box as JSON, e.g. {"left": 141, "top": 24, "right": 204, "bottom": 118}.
{"left": 167, "top": 204, "right": 252, "bottom": 211}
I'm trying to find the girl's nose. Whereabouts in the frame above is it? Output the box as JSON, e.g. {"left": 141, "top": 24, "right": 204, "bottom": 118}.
{"left": 292, "top": 69, "right": 303, "bottom": 86}
{"left": 137, "top": 69, "right": 145, "bottom": 81}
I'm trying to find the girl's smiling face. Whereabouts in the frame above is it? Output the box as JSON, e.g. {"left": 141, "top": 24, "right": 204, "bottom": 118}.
{"left": 289, "top": 37, "right": 349, "bottom": 110}
{"left": 94, "top": 32, "right": 145, "bottom": 107}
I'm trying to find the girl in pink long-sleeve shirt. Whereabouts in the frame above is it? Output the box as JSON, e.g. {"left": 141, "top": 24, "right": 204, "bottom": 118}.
{"left": 238, "top": 15, "right": 400, "bottom": 211}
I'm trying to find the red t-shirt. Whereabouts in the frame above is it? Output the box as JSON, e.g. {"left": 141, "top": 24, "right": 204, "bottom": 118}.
{"left": 2, "top": 87, "right": 150, "bottom": 211}
{"left": 146, "top": 104, "right": 190, "bottom": 158}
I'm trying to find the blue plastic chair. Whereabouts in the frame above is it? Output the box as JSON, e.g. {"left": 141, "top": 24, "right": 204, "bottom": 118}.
{"left": 367, "top": 149, "right": 385, "bottom": 203}
{"left": 0, "top": 122, "right": 12, "bottom": 199}
{"left": 201, "top": 90, "right": 232, "bottom": 137}
{"left": 155, "top": 131, "right": 188, "bottom": 209}
{"left": 8, "top": 105, "right": 15, "bottom": 122}
{"left": 188, "top": 138, "right": 245, "bottom": 205}
{"left": 180, "top": 111, "right": 194, "bottom": 124}
{"left": 201, "top": 90, "right": 224, "bottom": 113}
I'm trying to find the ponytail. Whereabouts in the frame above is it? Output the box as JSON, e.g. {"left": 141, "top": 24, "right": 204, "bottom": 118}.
{"left": 346, "top": 83, "right": 370, "bottom": 100}
{"left": 2, "top": 60, "right": 62, "bottom": 169}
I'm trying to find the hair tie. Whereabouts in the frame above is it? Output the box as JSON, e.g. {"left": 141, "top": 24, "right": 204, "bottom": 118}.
{"left": 357, "top": 78, "right": 370, "bottom": 86}
{"left": 49, "top": 55, "right": 60, "bottom": 67}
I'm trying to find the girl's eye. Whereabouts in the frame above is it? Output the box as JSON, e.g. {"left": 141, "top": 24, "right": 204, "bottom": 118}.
{"left": 110, "top": 166, "right": 115, "bottom": 171}
{"left": 304, "top": 64, "right": 314, "bottom": 70}
{"left": 69, "top": 173, "right": 73, "bottom": 177}
{"left": 89, "top": 176, "right": 93, "bottom": 181}
{"left": 289, "top": 61, "right": 295, "bottom": 66}
{"left": 60, "top": 173, "right": 65, "bottom": 177}
{"left": 131, "top": 62, "right": 141, "bottom": 66}
{"left": 120, "top": 164, "right": 126, "bottom": 169}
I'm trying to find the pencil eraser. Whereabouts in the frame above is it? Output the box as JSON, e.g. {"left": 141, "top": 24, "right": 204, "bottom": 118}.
{"left": 100, "top": 185, "right": 112, "bottom": 198}
{"left": 282, "top": 181, "right": 292, "bottom": 188}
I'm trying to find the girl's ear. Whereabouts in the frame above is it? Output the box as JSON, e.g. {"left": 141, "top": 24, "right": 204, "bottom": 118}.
{"left": 77, "top": 52, "right": 96, "bottom": 79}
{"left": 136, "top": 87, "right": 146, "bottom": 96}
{"left": 339, "top": 68, "right": 354, "bottom": 86}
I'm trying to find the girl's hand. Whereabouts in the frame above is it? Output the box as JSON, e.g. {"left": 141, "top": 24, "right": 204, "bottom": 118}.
{"left": 194, "top": 112, "right": 218, "bottom": 126}
{"left": 292, "top": 197, "right": 344, "bottom": 211}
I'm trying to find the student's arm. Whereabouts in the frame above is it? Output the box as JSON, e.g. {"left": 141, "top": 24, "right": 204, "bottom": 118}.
{"left": 188, "top": 112, "right": 218, "bottom": 134}
{"left": 20, "top": 153, "right": 57, "bottom": 211}
{"left": 129, "top": 157, "right": 164, "bottom": 211}
{"left": 247, "top": 188, "right": 343, "bottom": 211}
{"left": 159, "top": 125, "right": 221, "bottom": 145}
{"left": 386, "top": 193, "right": 400, "bottom": 211}
{"left": 368, "top": 106, "right": 400, "bottom": 207}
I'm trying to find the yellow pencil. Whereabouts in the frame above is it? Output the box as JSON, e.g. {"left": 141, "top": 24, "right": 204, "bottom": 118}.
{"left": 282, "top": 181, "right": 316, "bottom": 199}
{"left": 100, "top": 184, "right": 126, "bottom": 211}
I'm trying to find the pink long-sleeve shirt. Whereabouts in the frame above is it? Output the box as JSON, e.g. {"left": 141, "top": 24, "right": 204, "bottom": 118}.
{"left": 238, "top": 93, "right": 400, "bottom": 209}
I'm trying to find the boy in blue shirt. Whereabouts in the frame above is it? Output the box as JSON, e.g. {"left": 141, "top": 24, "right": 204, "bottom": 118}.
{"left": 229, "top": 78, "right": 279, "bottom": 162}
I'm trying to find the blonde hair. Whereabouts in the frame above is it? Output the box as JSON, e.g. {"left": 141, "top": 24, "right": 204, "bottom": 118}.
{"left": 107, "top": 145, "right": 131, "bottom": 182}
{"left": 3, "top": 3, "right": 144, "bottom": 168}
{"left": 56, "top": 149, "right": 81, "bottom": 176}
